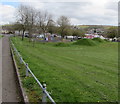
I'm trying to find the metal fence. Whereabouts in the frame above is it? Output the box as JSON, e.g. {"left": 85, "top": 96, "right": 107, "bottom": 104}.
{"left": 10, "top": 40, "right": 56, "bottom": 104}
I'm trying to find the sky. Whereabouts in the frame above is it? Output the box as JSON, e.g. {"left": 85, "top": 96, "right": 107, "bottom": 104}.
{"left": 0, "top": 0, "right": 119, "bottom": 26}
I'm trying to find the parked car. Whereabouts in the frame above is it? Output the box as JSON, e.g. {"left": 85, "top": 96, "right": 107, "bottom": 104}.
{"left": 65, "top": 36, "right": 74, "bottom": 39}
{"left": 78, "top": 37, "right": 82, "bottom": 39}
{"left": 37, "top": 34, "right": 44, "bottom": 38}
{"left": 24, "top": 33, "right": 29, "bottom": 37}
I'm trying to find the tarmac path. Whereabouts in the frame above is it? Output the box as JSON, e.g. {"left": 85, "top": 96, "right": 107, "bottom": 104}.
{"left": 0, "top": 37, "right": 2, "bottom": 103}
{"left": 2, "top": 36, "right": 22, "bottom": 103}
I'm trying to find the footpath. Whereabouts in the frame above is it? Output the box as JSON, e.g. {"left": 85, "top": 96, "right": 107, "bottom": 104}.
{"left": 2, "top": 36, "right": 22, "bottom": 103}
{"left": 0, "top": 37, "right": 2, "bottom": 103}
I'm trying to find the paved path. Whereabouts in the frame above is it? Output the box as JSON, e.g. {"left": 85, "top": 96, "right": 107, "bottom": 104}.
{"left": 2, "top": 36, "right": 22, "bottom": 103}
{"left": 0, "top": 38, "right": 2, "bottom": 104}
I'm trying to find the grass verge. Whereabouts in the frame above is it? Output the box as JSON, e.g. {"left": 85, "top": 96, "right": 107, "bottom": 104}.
{"left": 11, "top": 36, "right": 118, "bottom": 102}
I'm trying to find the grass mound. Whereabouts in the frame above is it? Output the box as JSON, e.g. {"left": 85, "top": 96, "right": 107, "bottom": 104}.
{"left": 104, "top": 39, "right": 110, "bottom": 42}
{"left": 74, "top": 38, "right": 97, "bottom": 46}
{"left": 92, "top": 38, "right": 105, "bottom": 43}
{"left": 55, "top": 42, "right": 71, "bottom": 47}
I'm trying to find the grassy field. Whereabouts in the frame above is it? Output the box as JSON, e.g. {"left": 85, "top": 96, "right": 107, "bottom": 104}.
{"left": 11, "top": 37, "right": 118, "bottom": 102}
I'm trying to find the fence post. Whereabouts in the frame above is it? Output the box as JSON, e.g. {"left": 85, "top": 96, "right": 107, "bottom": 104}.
{"left": 20, "top": 56, "right": 22, "bottom": 64}
{"left": 13, "top": 47, "right": 16, "bottom": 52}
{"left": 42, "top": 83, "right": 47, "bottom": 103}
{"left": 26, "top": 63, "right": 29, "bottom": 77}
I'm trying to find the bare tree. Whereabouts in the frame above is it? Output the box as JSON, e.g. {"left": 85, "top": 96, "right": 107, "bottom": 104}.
{"left": 27, "top": 6, "right": 37, "bottom": 42}
{"left": 17, "top": 5, "right": 28, "bottom": 40}
{"left": 17, "top": 4, "right": 37, "bottom": 41}
{"left": 57, "top": 16, "right": 71, "bottom": 39}
{"left": 16, "top": 5, "right": 71, "bottom": 42}
{"left": 36, "top": 11, "right": 53, "bottom": 39}
{"left": 13, "top": 22, "right": 23, "bottom": 35}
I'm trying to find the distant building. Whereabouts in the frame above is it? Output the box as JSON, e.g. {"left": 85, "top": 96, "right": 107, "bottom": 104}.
{"left": 15, "top": 30, "right": 29, "bottom": 36}
{"left": 87, "top": 28, "right": 104, "bottom": 35}
{"left": 1, "top": 29, "right": 9, "bottom": 34}
{"left": 85, "top": 33, "right": 105, "bottom": 39}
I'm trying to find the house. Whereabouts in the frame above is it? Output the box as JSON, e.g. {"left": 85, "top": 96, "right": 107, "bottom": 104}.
{"left": 85, "top": 33, "right": 105, "bottom": 39}
{"left": 85, "top": 34, "right": 95, "bottom": 39}
{"left": 15, "top": 30, "right": 29, "bottom": 36}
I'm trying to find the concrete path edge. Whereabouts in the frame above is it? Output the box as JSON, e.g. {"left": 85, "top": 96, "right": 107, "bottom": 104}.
{"left": 10, "top": 41, "right": 29, "bottom": 104}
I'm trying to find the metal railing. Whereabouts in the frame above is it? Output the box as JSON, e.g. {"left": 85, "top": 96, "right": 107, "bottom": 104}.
{"left": 10, "top": 39, "right": 56, "bottom": 104}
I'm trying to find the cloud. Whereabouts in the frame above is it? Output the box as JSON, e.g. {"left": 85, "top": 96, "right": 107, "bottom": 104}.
{"left": 106, "top": 2, "right": 118, "bottom": 12}
{"left": 0, "top": 4, "right": 16, "bottom": 25}
{"left": 0, "top": 0, "right": 118, "bottom": 25}
{"left": 37, "top": 1, "right": 118, "bottom": 25}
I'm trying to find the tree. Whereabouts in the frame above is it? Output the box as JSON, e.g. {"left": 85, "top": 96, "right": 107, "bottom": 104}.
{"left": 17, "top": 4, "right": 37, "bottom": 41}
{"left": 36, "top": 11, "right": 53, "bottom": 38}
{"left": 13, "top": 22, "right": 23, "bottom": 35}
{"left": 57, "top": 16, "right": 71, "bottom": 38}
{"left": 27, "top": 6, "right": 37, "bottom": 41}
{"left": 107, "top": 27, "right": 118, "bottom": 38}
{"left": 17, "top": 5, "right": 28, "bottom": 40}
{"left": 64, "top": 28, "right": 73, "bottom": 36}
{"left": 47, "top": 20, "right": 56, "bottom": 34}
{"left": 72, "top": 29, "right": 85, "bottom": 37}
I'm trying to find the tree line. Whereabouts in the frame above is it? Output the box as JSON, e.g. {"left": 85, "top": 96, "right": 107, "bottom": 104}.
{"left": 11, "top": 4, "right": 85, "bottom": 41}
{"left": 1, "top": 4, "right": 118, "bottom": 40}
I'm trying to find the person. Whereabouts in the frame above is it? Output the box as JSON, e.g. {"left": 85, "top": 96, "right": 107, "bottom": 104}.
{"left": 46, "top": 37, "right": 48, "bottom": 42}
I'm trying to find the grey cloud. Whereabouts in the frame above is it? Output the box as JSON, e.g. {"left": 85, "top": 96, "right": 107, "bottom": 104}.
{"left": 69, "top": 10, "right": 117, "bottom": 25}
{"left": 18, "top": 1, "right": 118, "bottom": 26}
{"left": 105, "top": 1, "right": 118, "bottom": 11}
{"left": 1, "top": 1, "right": 117, "bottom": 25}
{"left": 39, "top": 2, "right": 91, "bottom": 19}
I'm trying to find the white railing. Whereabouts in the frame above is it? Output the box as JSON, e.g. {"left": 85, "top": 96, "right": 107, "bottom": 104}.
{"left": 10, "top": 39, "right": 56, "bottom": 104}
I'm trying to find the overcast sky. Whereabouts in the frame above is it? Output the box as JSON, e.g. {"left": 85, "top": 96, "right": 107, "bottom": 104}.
{"left": 0, "top": 0, "right": 119, "bottom": 26}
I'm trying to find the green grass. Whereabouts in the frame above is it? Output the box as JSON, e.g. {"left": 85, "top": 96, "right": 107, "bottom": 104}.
{"left": 92, "top": 38, "right": 105, "bottom": 43}
{"left": 55, "top": 42, "right": 71, "bottom": 47}
{"left": 73, "top": 38, "right": 98, "bottom": 46}
{"left": 11, "top": 36, "right": 118, "bottom": 102}
{"left": 0, "top": 35, "right": 3, "bottom": 38}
